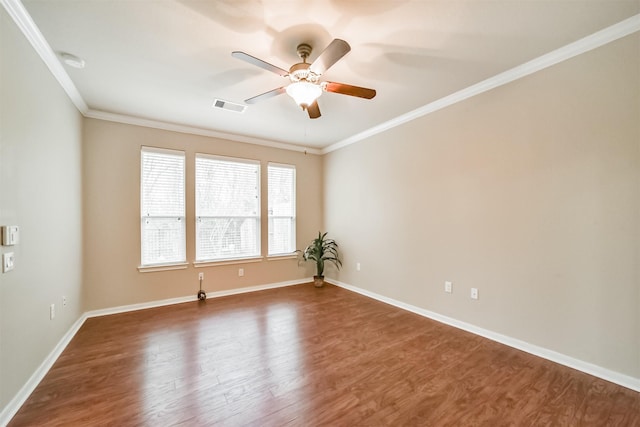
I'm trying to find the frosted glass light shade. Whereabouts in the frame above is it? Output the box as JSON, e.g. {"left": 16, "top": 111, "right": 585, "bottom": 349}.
{"left": 286, "top": 81, "right": 322, "bottom": 107}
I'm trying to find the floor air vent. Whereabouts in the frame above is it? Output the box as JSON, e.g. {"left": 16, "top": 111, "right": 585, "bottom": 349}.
{"left": 212, "top": 99, "right": 246, "bottom": 113}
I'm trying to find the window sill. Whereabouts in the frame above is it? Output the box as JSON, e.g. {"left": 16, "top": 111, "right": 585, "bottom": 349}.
{"left": 193, "top": 257, "right": 264, "bottom": 268}
{"left": 138, "top": 255, "right": 294, "bottom": 271}
{"left": 138, "top": 262, "right": 189, "bottom": 273}
{"left": 267, "top": 254, "right": 298, "bottom": 261}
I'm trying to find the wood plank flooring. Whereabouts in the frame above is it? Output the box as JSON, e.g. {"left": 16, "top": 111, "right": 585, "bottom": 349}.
{"left": 9, "top": 284, "right": 640, "bottom": 426}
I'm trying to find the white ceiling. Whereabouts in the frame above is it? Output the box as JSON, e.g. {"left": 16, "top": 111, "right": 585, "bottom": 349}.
{"left": 14, "top": 0, "right": 640, "bottom": 151}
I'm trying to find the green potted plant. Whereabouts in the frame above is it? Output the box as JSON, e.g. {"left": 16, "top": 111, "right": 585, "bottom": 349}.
{"left": 299, "top": 231, "right": 342, "bottom": 287}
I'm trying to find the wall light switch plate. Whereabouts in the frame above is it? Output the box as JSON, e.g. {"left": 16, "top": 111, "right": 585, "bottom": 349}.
{"left": 471, "top": 288, "right": 479, "bottom": 300}
{"left": 2, "top": 226, "right": 19, "bottom": 246}
{"left": 445, "top": 281, "right": 452, "bottom": 293}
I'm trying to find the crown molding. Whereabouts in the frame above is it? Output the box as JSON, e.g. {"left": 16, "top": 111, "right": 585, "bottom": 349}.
{"left": 1, "top": 0, "right": 320, "bottom": 155}
{"left": 4, "top": 0, "right": 638, "bottom": 156}
{"left": 322, "top": 13, "right": 640, "bottom": 155}
{"left": 1, "top": 0, "right": 88, "bottom": 113}
{"left": 84, "top": 109, "right": 322, "bottom": 155}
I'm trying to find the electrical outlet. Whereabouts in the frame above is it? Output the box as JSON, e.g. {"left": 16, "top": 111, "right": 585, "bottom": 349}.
{"left": 2, "top": 252, "right": 14, "bottom": 272}
{"left": 62, "top": 296, "right": 67, "bottom": 307}
{"left": 445, "top": 281, "right": 452, "bottom": 293}
{"left": 199, "top": 272, "right": 204, "bottom": 280}
{"left": 50, "top": 304, "right": 55, "bottom": 320}
{"left": 238, "top": 268, "right": 244, "bottom": 277}
{"left": 471, "top": 288, "right": 479, "bottom": 300}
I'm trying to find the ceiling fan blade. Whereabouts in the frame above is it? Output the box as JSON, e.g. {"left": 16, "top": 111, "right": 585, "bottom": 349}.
{"left": 231, "top": 51, "right": 289, "bottom": 77}
{"left": 245, "top": 87, "right": 286, "bottom": 104}
{"left": 309, "top": 39, "right": 351, "bottom": 75}
{"left": 307, "top": 101, "right": 321, "bottom": 119}
{"left": 323, "top": 82, "right": 376, "bottom": 99}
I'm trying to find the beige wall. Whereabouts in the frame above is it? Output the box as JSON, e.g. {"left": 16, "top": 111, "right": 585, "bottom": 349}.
{"left": 324, "top": 33, "right": 639, "bottom": 378}
{"left": 0, "top": 8, "right": 84, "bottom": 410}
{"left": 82, "top": 119, "right": 323, "bottom": 311}
{"left": 2, "top": 2, "right": 638, "bottom": 417}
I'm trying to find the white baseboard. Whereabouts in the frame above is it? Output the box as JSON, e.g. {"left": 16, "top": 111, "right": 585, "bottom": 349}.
{"left": 0, "top": 313, "right": 88, "bottom": 427}
{"left": 4, "top": 275, "right": 635, "bottom": 427}
{"left": 326, "top": 278, "right": 640, "bottom": 393}
{"left": 85, "top": 278, "right": 310, "bottom": 318}
{"left": 0, "top": 277, "right": 311, "bottom": 426}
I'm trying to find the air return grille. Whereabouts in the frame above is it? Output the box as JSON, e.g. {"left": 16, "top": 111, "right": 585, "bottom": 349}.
{"left": 212, "top": 99, "right": 246, "bottom": 113}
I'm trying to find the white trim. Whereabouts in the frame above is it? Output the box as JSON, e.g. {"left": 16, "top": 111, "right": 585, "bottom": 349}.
{"left": 267, "top": 161, "right": 296, "bottom": 170}
{"left": 85, "top": 109, "right": 322, "bottom": 155}
{"left": 266, "top": 254, "right": 297, "bottom": 261}
{"left": 86, "top": 295, "right": 197, "bottom": 318}
{"left": 0, "top": 0, "right": 321, "bottom": 155}
{"left": 2, "top": 276, "right": 636, "bottom": 425}
{"left": 141, "top": 145, "right": 185, "bottom": 156}
{"left": 85, "top": 278, "right": 310, "bottom": 318}
{"left": 0, "top": 0, "right": 88, "bottom": 114}
{"left": 0, "top": 278, "right": 312, "bottom": 425}
{"left": 322, "top": 13, "right": 640, "bottom": 154}
{"left": 195, "top": 152, "right": 261, "bottom": 165}
{"left": 0, "top": 313, "right": 89, "bottom": 426}
{"left": 4, "top": 0, "right": 637, "bottom": 155}
{"left": 326, "top": 278, "right": 640, "bottom": 393}
{"left": 137, "top": 262, "right": 189, "bottom": 273}
{"left": 196, "top": 277, "right": 311, "bottom": 299}
{"left": 84, "top": 278, "right": 312, "bottom": 318}
{"left": 193, "top": 257, "right": 263, "bottom": 267}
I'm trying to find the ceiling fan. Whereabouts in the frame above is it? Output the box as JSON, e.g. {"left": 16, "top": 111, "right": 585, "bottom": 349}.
{"left": 232, "top": 39, "right": 376, "bottom": 119}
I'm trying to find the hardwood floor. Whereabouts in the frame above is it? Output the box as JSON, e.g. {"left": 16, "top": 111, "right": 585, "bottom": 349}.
{"left": 9, "top": 284, "right": 640, "bottom": 426}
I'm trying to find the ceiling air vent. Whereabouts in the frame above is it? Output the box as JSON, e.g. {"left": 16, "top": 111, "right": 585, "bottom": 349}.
{"left": 212, "top": 99, "right": 246, "bottom": 113}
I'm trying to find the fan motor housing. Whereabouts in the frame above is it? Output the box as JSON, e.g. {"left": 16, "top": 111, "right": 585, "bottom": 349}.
{"left": 289, "top": 63, "right": 318, "bottom": 83}
{"left": 296, "top": 43, "right": 312, "bottom": 59}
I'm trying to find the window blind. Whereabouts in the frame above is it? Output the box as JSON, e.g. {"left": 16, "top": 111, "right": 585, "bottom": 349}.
{"left": 140, "top": 147, "right": 186, "bottom": 266}
{"left": 195, "top": 154, "right": 260, "bottom": 261}
{"left": 268, "top": 163, "right": 296, "bottom": 255}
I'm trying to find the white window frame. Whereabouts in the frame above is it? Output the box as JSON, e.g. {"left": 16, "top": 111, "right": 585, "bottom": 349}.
{"left": 268, "top": 162, "right": 296, "bottom": 256}
{"left": 139, "top": 146, "right": 186, "bottom": 270}
{"left": 195, "top": 153, "right": 261, "bottom": 263}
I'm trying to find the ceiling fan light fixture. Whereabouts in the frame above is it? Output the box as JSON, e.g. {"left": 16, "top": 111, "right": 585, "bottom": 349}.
{"left": 233, "top": 38, "right": 374, "bottom": 119}
{"left": 286, "top": 81, "right": 322, "bottom": 109}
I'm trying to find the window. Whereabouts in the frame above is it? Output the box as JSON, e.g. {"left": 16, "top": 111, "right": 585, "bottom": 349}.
{"left": 268, "top": 163, "right": 296, "bottom": 255}
{"left": 140, "top": 147, "right": 186, "bottom": 266}
{"left": 195, "top": 154, "right": 260, "bottom": 261}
